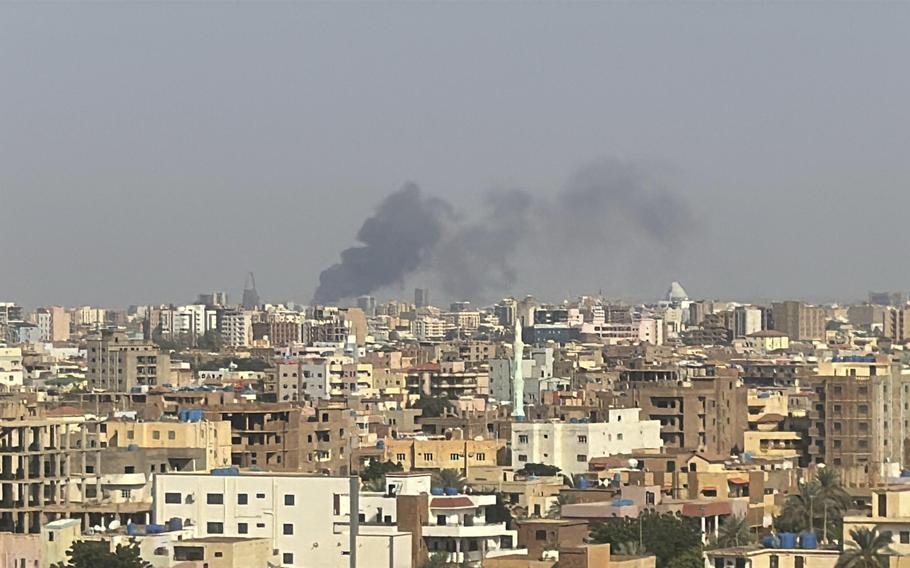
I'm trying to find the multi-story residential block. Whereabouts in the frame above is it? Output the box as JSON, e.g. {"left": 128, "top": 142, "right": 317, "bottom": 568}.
{"left": 219, "top": 309, "right": 253, "bottom": 348}
{"left": 616, "top": 365, "right": 747, "bottom": 456}
{"left": 511, "top": 408, "right": 662, "bottom": 475}
{"left": 406, "top": 361, "right": 489, "bottom": 398}
{"left": 382, "top": 437, "right": 502, "bottom": 472}
{"left": 771, "top": 301, "right": 826, "bottom": 341}
{"left": 0, "top": 347, "right": 24, "bottom": 389}
{"left": 85, "top": 330, "right": 171, "bottom": 391}
{"left": 154, "top": 471, "right": 411, "bottom": 568}
{"left": 489, "top": 347, "right": 554, "bottom": 406}
{"left": 104, "top": 418, "right": 233, "bottom": 470}
{"left": 36, "top": 307, "right": 70, "bottom": 343}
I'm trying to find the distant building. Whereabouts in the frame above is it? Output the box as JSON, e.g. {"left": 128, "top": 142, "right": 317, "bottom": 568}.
{"left": 511, "top": 408, "right": 662, "bottom": 475}
{"left": 771, "top": 301, "right": 825, "bottom": 341}
{"left": 85, "top": 329, "right": 171, "bottom": 391}
{"left": 36, "top": 306, "right": 70, "bottom": 342}
{"left": 414, "top": 288, "right": 430, "bottom": 308}
{"left": 219, "top": 309, "right": 253, "bottom": 348}
{"left": 0, "top": 347, "right": 24, "bottom": 389}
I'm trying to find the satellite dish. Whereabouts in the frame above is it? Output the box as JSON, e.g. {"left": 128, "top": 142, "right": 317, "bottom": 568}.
{"left": 628, "top": 458, "right": 639, "bottom": 468}
{"left": 108, "top": 520, "right": 121, "bottom": 531}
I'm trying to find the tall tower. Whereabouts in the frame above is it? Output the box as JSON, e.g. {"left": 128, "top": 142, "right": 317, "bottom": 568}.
{"left": 242, "top": 272, "right": 260, "bottom": 310}
{"left": 511, "top": 317, "right": 525, "bottom": 419}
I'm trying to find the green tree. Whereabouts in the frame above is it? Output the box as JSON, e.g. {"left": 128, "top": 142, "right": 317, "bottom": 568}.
{"left": 775, "top": 476, "right": 847, "bottom": 541}
{"left": 666, "top": 547, "right": 705, "bottom": 568}
{"left": 613, "top": 541, "right": 648, "bottom": 556}
{"left": 196, "top": 331, "right": 224, "bottom": 351}
{"left": 517, "top": 463, "right": 561, "bottom": 477}
{"left": 836, "top": 527, "right": 894, "bottom": 568}
{"left": 712, "top": 514, "right": 753, "bottom": 548}
{"left": 547, "top": 492, "right": 577, "bottom": 519}
{"left": 53, "top": 540, "right": 152, "bottom": 568}
{"left": 817, "top": 468, "right": 852, "bottom": 511}
{"left": 590, "top": 511, "right": 702, "bottom": 568}
{"left": 432, "top": 468, "right": 467, "bottom": 491}
{"left": 412, "top": 396, "right": 451, "bottom": 418}
{"left": 360, "top": 460, "right": 403, "bottom": 483}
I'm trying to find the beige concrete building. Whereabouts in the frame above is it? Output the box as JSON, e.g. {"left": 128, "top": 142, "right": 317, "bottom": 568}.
{"left": 172, "top": 536, "right": 276, "bottom": 568}
{"left": 86, "top": 330, "right": 171, "bottom": 391}
{"left": 104, "top": 419, "right": 233, "bottom": 470}
{"left": 771, "top": 301, "right": 826, "bottom": 341}
{"left": 383, "top": 437, "right": 502, "bottom": 472}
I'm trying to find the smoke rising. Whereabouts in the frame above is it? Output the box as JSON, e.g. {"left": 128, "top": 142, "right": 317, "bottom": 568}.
{"left": 313, "top": 159, "right": 692, "bottom": 304}
{"left": 312, "top": 183, "right": 452, "bottom": 304}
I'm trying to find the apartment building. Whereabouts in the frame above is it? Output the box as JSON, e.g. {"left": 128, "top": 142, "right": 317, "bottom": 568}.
{"left": 771, "top": 301, "right": 826, "bottom": 341}
{"left": 382, "top": 438, "right": 502, "bottom": 472}
{"left": 489, "top": 348, "right": 554, "bottom": 405}
{"left": 805, "top": 355, "right": 910, "bottom": 486}
{"left": 35, "top": 307, "right": 70, "bottom": 343}
{"left": 406, "top": 361, "right": 489, "bottom": 398}
{"left": 616, "top": 366, "right": 747, "bottom": 455}
{"left": 154, "top": 471, "right": 410, "bottom": 568}
{"left": 104, "top": 419, "right": 233, "bottom": 470}
{"left": 511, "top": 408, "right": 662, "bottom": 475}
{"left": 219, "top": 309, "right": 253, "bottom": 348}
{"left": 85, "top": 330, "right": 171, "bottom": 391}
{"left": 0, "top": 419, "right": 103, "bottom": 534}
{"left": 0, "top": 348, "right": 24, "bottom": 390}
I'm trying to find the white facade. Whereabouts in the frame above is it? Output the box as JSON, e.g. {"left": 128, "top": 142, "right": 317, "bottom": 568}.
{"left": 220, "top": 310, "right": 253, "bottom": 348}
{"left": 734, "top": 307, "right": 763, "bottom": 338}
{"left": 154, "top": 472, "right": 411, "bottom": 568}
{"left": 410, "top": 316, "right": 446, "bottom": 341}
{"left": 0, "top": 347, "right": 24, "bottom": 388}
{"left": 511, "top": 408, "right": 663, "bottom": 475}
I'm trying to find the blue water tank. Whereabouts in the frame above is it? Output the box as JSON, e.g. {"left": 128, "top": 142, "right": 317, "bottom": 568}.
{"left": 779, "top": 533, "right": 797, "bottom": 549}
{"left": 376, "top": 440, "right": 386, "bottom": 450}
{"left": 761, "top": 535, "right": 778, "bottom": 548}
{"left": 146, "top": 524, "right": 166, "bottom": 535}
{"left": 430, "top": 487, "right": 445, "bottom": 496}
{"left": 211, "top": 466, "right": 239, "bottom": 476}
{"left": 127, "top": 523, "right": 139, "bottom": 536}
{"left": 168, "top": 517, "right": 183, "bottom": 531}
{"left": 445, "top": 487, "right": 458, "bottom": 496}
{"left": 901, "top": 470, "right": 910, "bottom": 478}
{"left": 612, "top": 499, "right": 634, "bottom": 507}
{"left": 800, "top": 533, "right": 817, "bottom": 549}
{"left": 578, "top": 478, "right": 590, "bottom": 489}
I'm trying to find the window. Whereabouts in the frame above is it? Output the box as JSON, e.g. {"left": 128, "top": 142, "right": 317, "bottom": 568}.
{"left": 283, "top": 553, "right": 294, "bottom": 564}
{"left": 476, "top": 453, "right": 486, "bottom": 461}
{"left": 256, "top": 493, "right": 266, "bottom": 499}
{"left": 518, "top": 435, "right": 529, "bottom": 444}
{"left": 206, "top": 522, "right": 224, "bottom": 534}
{"left": 285, "top": 494, "right": 295, "bottom": 506}
{"left": 396, "top": 453, "right": 406, "bottom": 461}
{"left": 168, "top": 431, "right": 176, "bottom": 440}
{"left": 900, "top": 531, "right": 909, "bottom": 544}
{"left": 450, "top": 453, "right": 461, "bottom": 461}
{"left": 152, "top": 430, "right": 161, "bottom": 440}
{"left": 238, "top": 523, "right": 248, "bottom": 534}
{"left": 121, "top": 489, "right": 131, "bottom": 499}
{"left": 617, "top": 433, "right": 623, "bottom": 441}
{"left": 256, "top": 523, "right": 266, "bottom": 528}
{"left": 283, "top": 523, "right": 294, "bottom": 535}
{"left": 577, "top": 435, "right": 587, "bottom": 443}
{"left": 206, "top": 493, "right": 224, "bottom": 505}
{"left": 518, "top": 454, "right": 528, "bottom": 462}
{"left": 424, "top": 453, "right": 434, "bottom": 461}
{"left": 48, "top": 532, "right": 55, "bottom": 542}
{"left": 770, "top": 555, "right": 779, "bottom": 568}
{"left": 165, "top": 492, "right": 181, "bottom": 504}
{"left": 238, "top": 493, "right": 248, "bottom": 505}
{"left": 577, "top": 454, "right": 587, "bottom": 463}
{"left": 437, "top": 515, "right": 447, "bottom": 526}
{"left": 535, "top": 530, "right": 547, "bottom": 541}
{"left": 795, "top": 556, "right": 804, "bottom": 568}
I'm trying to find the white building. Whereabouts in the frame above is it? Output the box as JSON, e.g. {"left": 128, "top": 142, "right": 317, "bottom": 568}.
{"left": 219, "top": 310, "right": 253, "bottom": 348}
{"left": 733, "top": 307, "right": 763, "bottom": 338}
{"left": 0, "top": 346, "right": 24, "bottom": 389}
{"left": 410, "top": 316, "right": 446, "bottom": 341}
{"left": 511, "top": 408, "right": 663, "bottom": 475}
{"left": 154, "top": 471, "right": 411, "bottom": 568}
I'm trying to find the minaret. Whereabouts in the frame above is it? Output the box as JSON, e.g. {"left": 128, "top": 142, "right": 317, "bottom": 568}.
{"left": 511, "top": 316, "right": 525, "bottom": 419}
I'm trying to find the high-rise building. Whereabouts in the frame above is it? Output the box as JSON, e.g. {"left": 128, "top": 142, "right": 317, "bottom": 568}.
{"left": 771, "top": 301, "right": 826, "bottom": 341}
{"left": 414, "top": 288, "right": 430, "bottom": 308}
{"left": 219, "top": 309, "right": 253, "bottom": 348}
{"left": 36, "top": 306, "right": 71, "bottom": 342}
{"left": 356, "top": 295, "right": 377, "bottom": 317}
{"left": 733, "top": 306, "right": 762, "bottom": 338}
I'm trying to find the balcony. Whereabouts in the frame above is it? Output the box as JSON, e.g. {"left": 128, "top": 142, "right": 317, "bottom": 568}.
{"left": 423, "top": 522, "right": 512, "bottom": 538}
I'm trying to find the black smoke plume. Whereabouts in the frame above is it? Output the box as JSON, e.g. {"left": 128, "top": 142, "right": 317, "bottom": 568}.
{"left": 312, "top": 183, "right": 451, "bottom": 304}
{"left": 313, "top": 159, "right": 692, "bottom": 304}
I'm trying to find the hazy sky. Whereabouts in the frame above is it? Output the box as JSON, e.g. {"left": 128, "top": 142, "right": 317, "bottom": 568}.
{"left": 2, "top": 3, "right": 910, "bottom": 308}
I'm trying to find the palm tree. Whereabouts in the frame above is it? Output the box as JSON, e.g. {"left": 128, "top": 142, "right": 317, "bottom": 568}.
{"left": 547, "top": 492, "right": 577, "bottom": 519}
{"left": 432, "top": 468, "right": 467, "bottom": 491}
{"left": 776, "top": 481, "right": 824, "bottom": 534}
{"left": 715, "top": 514, "right": 752, "bottom": 548}
{"left": 816, "top": 468, "right": 852, "bottom": 510}
{"left": 613, "top": 541, "right": 648, "bottom": 556}
{"left": 836, "top": 527, "right": 893, "bottom": 568}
